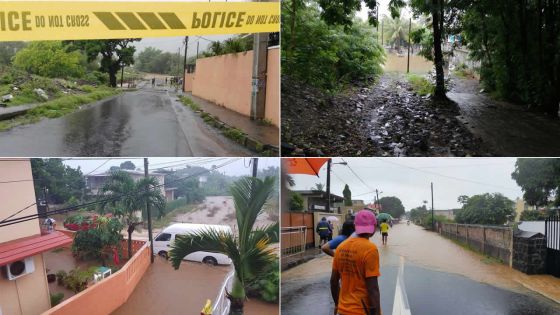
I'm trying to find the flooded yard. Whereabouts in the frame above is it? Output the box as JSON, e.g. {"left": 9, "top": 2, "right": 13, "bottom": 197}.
{"left": 383, "top": 52, "right": 433, "bottom": 74}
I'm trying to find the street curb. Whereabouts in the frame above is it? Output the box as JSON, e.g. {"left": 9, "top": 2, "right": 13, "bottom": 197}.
{"left": 518, "top": 282, "right": 560, "bottom": 305}
{"left": 178, "top": 96, "right": 279, "bottom": 156}
{"left": 281, "top": 255, "right": 318, "bottom": 271}
{"left": 0, "top": 104, "right": 35, "bottom": 121}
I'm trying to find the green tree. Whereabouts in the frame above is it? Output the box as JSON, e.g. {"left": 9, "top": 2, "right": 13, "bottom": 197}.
{"left": 378, "top": 196, "right": 405, "bottom": 218}
{"left": 383, "top": 15, "right": 408, "bottom": 51}
{"left": 170, "top": 177, "right": 278, "bottom": 315}
{"left": 69, "top": 39, "right": 140, "bottom": 87}
{"left": 289, "top": 191, "right": 304, "bottom": 211}
{"left": 313, "top": 183, "right": 325, "bottom": 192}
{"left": 13, "top": 41, "right": 85, "bottom": 78}
{"left": 136, "top": 47, "right": 162, "bottom": 72}
{"left": 72, "top": 216, "right": 123, "bottom": 264}
{"left": 511, "top": 158, "right": 560, "bottom": 207}
{"left": 31, "top": 158, "right": 85, "bottom": 204}
{"left": 0, "top": 41, "right": 26, "bottom": 65}
{"left": 409, "top": 205, "right": 428, "bottom": 223}
{"left": 98, "top": 171, "right": 166, "bottom": 259}
{"left": 454, "top": 193, "right": 514, "bottom": 225}
{"left": 119, "top": 161, "right": 136, "bottom": 170}
{"left": 519, "top": 210, "right": 547, "bottom": 221}
{"left": 343, "top": 184, "right": 352, "bottom": 206}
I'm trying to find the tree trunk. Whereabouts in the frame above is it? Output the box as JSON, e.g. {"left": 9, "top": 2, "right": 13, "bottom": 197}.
{"left": 431, "top": 0, "right": 446, "bottom": 98}
{"left": 109, "top": 70, "right": 117, "bottom": 88}
{"left": 127, "top": 224, "right": 134, "bottom": 259}
{"left": 227, "top": 275, "right": 245, "bottom": 315}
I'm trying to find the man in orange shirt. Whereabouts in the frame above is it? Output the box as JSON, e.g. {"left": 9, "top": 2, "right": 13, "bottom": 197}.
{"left": 331, "top": 209, "right": 381, "bottom": 315}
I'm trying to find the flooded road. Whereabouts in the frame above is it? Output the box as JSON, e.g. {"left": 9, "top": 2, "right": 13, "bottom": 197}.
{"left": 112, "top": 257, "right": 230, "bottom": 315}
{"left": 0, "top": 83, "right": 251, "bottom": 156}
{"left": 281, "top": 224, "right": 560, "bottom": 315}
{"left": 448, "top": 77, "right": 560, "bottom": 156}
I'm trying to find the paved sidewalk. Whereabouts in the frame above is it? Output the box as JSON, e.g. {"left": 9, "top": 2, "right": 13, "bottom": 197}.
{"left": 185, "top": 92, "right": 279, "bottom": 148}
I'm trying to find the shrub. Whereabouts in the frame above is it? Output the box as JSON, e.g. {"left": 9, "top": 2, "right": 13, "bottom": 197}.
{"left": 72, "top": 217, "right": 123, "bottom": 263}
{"left": 13, "top": 41, "right": 85, "bottom": 78}
{"left": 246, "top": 260, "right": 279, "bottom": 303}
{"left": 50, "top": 293, "right": 64, "bottom": 307}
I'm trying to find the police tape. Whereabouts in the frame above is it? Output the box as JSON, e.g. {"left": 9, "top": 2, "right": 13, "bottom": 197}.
{"left": 0, "top": 1, "right": 280, "bottom": 41}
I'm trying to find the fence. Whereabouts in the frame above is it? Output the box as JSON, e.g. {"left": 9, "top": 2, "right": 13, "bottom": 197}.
{"left": 43, "top": 241, "right": 151, "bottom": 315}
{"left": 281, "top": 226, "right": 307, "bottom": 257}
{"left": 281, "top": 212, "right": 315, "bottom": 249}
{"left": 440, "top": 223, "right": 513, "bottom": 266}
{"left": 212, "top": 270, "right": 235, "bottom": 315}
{"left": 545, "top": 216, "right": 560, "bottom": 277}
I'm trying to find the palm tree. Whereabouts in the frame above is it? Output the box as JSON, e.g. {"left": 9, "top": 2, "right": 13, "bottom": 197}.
{"left": 98, "top": 171, "right": 166, "bottom": 259}
{"left": 384, "top": 15, "right": 408, "bottom": 51}
{"left": 169, "top": 177, "right": 277, "bottom": 315}
{"left": 312, "top": 183, "right": 324, "bottom": 192}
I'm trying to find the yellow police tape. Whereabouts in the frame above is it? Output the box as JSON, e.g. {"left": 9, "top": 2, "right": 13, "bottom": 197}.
{"left": 0, "top": 1, "right": 280, "bottom": 41}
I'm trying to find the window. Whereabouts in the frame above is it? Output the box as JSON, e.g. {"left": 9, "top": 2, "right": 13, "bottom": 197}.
{"left": 155, "top": 233, "right": 171, "bottom": 242}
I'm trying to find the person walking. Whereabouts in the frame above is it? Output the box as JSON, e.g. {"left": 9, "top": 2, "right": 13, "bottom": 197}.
{"left": 322, "top": 219, "right": 355, "bottom": 257}
{"left": 152, "top": 77, "right": 156, "bottom": 87}
{"left": 316, "top": 217, "right": 332, "bottom": 247}
{"left": 327, "top": 220, "right": 334, "bottom": 241}
{"left": 331, "top": 210, "right": 381, "bottom": 315}
{"left": 380, "top": 220, "right": 390, "bottom": 245}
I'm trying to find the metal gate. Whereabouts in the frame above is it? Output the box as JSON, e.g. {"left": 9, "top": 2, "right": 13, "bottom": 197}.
{"left": 545, "top": 215, "right": 560, "bottom": 277}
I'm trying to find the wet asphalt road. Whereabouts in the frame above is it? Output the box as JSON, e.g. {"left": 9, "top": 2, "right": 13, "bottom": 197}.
{"left": 0, "top": 84, "right": 252, "bottom": 156}
{"left": 281, "top": 257, "right": 560, "bottom": 315}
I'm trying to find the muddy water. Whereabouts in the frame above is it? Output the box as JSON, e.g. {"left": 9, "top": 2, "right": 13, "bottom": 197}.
{"left": 245, "top": 299, "right": 278, "bottom": 315}
{"left": 174, "top": 196, "right": 277, "bottom": 231}
{"left": 448, "top": 77, "right": 560, "bottom": 156}
{"left": 112, "top": 257, "right": 230, "bottom": 315}
{"left": 383, "top": 53, "right": 433, "bottom": 74}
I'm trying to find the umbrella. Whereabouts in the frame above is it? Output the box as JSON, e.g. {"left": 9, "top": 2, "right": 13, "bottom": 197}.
{"left": 376, "top": 213, "right": 394, "bottom": 222}
{"left": 284, "top": 158, "right": 330, "bottom": 177}
{"left": 326, "top": 216, "right": 340, "bottom": 222}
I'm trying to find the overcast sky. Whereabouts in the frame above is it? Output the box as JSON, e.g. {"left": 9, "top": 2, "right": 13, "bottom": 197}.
{"left": 63, "top": 157, "right": 279, "bottom": 177}
{"left": 288, "top": 158, "right": 524, "bottom": 211}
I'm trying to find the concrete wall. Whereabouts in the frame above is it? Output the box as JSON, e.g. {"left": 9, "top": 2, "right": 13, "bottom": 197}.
{"left": 184, "top": 73, "right": 194, "bottom": 92}
{"left": 0, "top": 255, "right": 51, "bottom": 315}
{"left": 441, "top": 223, "right": 513, "bottom": 266}
{"left": 512, "top": 233, "right": 547, "bottom": 274}
{"left": 0, "top": 159, "right": 51, "bottom": 315}
{"left": 188, "top": 47, "right": 279, "bottom": 126}
{"left": 43, "top": 242, "right": 150, "bottom": 315}
{"left": 0, "top": 159, "right": 41, "bottom": 242}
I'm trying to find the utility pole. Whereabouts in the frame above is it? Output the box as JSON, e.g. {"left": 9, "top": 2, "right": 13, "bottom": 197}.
{"left": 381, "top": 19, "right": 384, "bottom": 46}
{"left": 252, "top": 158, "right": 258, "bottom": 178}
{"left": 407, "top": 17, "right": 412, "bottom": 73}
{"left": 326, "top": 159, "right": 332, "bottom": 213}
{"left": 431, "top": 182, "right": 435, "bottom": 231}
{"left": 251, "top": 0, "right": 269, "bottom": 121}
{"left": 182, "top": 36, "right": 189, "bottom": 92}
{"left": 144, "top": 158, "right": 154, "bottom": 263}
{"left": 120, "top": 64, "right": 124, "bottom": 88}
{"left": 196, "top": 41, "right": 199, "bottom": 59}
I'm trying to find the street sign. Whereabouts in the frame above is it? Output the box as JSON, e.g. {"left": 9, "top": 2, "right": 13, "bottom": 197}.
{"left": 0, "top": 1, "right": 280, "bottom": 41}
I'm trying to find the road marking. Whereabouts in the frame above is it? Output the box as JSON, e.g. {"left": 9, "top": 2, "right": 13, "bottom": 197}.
{"left": 0, "top": 1, "right": 279, "bottom": 41}
{"left": 392, "top": 256, "right": 412, "bottom": 315}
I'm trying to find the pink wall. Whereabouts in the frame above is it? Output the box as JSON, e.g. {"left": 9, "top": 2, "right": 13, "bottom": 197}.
{"left": 43, "top": 242, "right": 150, "bottom": 315}
{"left": 184, "top": 73, "right": 194, "bottom": 92}
{"left": 187, "top": 47, "right": 279, "bottom": 126}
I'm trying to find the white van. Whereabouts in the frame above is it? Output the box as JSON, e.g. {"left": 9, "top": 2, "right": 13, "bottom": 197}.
{"left": 153, "top": 223, "right": 232, "bottom": 265}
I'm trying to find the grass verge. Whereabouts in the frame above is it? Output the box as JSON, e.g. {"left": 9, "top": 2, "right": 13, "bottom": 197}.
{"left": 406, "top": 74, "right": 436, "bottom": 96}
{"left": 0, "top": 87, "right": 120, "bottom": 131}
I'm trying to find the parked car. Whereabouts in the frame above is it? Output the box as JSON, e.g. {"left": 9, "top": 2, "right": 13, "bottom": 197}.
{"left": 153, "top": 223, "right": 232, "bottom": 265}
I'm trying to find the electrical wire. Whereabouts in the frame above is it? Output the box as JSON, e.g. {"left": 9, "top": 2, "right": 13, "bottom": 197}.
{"left": 0, "top": 203, "right": 37, "bottom": 224}
{"left": 0, "top": 158, "right": 240, "bottom": 228}
{"left": 340, "top": 158, "right": 372, "bottom": 191}
{"left": 84, "top": 159, "right": 112, "bottom": 176}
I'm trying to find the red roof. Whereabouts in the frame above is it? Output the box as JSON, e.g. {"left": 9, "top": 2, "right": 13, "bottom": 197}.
{"left": 0, "top": 231, "right": 72, "bottom": 266}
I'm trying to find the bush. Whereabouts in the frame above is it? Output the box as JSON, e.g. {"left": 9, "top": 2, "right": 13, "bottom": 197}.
{"left": 56, "top": 270, "right": 67, "bottom": 286}
{"left": 282, "top": 1, "right": 384, "bottom": 91}
{"left": 13, "top": 41, "right": 85, "bottom": 78}
{"left": 246, "top": 260, "right": 279, "bottom": 303}
{"left": 164, "top": 198, "right": 188, "bottom": 215}
{"left": 421, "top": 214, "right": 451, "bottom": 229}
{"left": 407, "top": 74, "right": 435, "bottom": 96}
{"left": 50, "top": 292, "right": 64, "bottom": 307}
{"left": 72, "top": 217, "right": 123, "bottom": 262}
{"left": 64, "top": 267, "right": 97, "bottom": 293}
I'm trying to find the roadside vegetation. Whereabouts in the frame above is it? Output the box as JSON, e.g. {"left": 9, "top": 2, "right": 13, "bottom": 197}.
{"left": 406, "top": 74, "right": 435, "bottom": 96}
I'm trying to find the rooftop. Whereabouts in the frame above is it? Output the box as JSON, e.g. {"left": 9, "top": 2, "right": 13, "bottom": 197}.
{"left": 0, "top": 231, "right": 72, "bottom": 266}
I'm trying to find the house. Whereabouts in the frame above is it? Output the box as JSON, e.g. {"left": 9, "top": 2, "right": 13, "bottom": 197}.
{"left": 85, "top": 170, "right": 175, "bottom": 202}
{"left": 0, "top": 159, "right": 73, "bottom": 315}
{"left": 515, "top": 198, "right": 538, "bottom": 221}
{"left": 290, "top": 190, "right": 344, "bottom": 213}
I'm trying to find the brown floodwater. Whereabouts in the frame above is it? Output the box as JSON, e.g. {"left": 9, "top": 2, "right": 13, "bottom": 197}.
{"left": 383, "top": 53, "right": 433, "bottom": 74}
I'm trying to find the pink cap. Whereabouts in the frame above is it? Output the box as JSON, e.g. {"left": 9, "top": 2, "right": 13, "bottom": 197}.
{"left": 354, "top": 210, "right": 377, "bottom": 234}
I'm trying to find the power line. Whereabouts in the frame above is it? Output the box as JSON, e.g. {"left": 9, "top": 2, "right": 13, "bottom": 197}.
{"left": 0, "top": 158, "right": 240, "bottom": 228}
{"left": 0, "top": 203, "right": 37, "bottom": 224}
{"left": 85, "top": 159, "right": 112, "bottom": 176}
{"left": 341, "top": 158, "right": 372, "bottom": 191}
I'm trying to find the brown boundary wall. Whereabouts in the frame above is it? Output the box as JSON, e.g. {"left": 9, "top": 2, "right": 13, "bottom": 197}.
{"left": 281, "top": 212, "right": 315, "bottom": 250}
{"left": 43, "top": 241, "right": 151, "bottom": 315}
{"left": 185, "top": 47, "right": 279, "bottom": 126}
{"left": 441, "top": 223, "right": 513, "bottom": 266}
